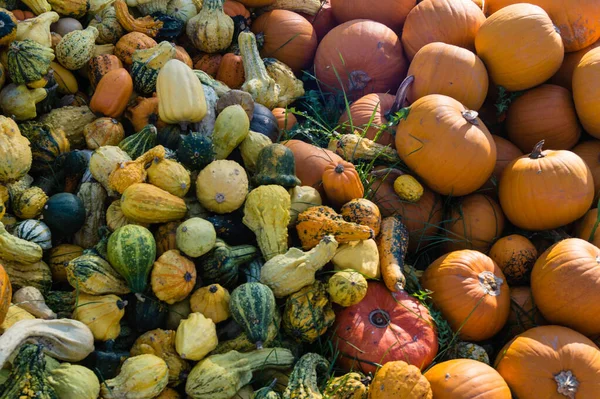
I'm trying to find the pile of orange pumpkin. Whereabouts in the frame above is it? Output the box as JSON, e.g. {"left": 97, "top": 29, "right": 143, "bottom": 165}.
{"left": 0, "top": 0, "right": 599, "bottom": 397}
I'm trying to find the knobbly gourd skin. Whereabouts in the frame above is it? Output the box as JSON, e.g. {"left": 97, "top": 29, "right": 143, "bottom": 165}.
{"left": 0, "top": 344, "right": 58, "bottom": 399}
{"left": 283, "top": 352, "right": 330, "bottom": 399}
{"left": 0, "top": 258, "right": 52, "bottom": 293}
{"left": 322, "top": 372, "right": 369, "bottom": 399}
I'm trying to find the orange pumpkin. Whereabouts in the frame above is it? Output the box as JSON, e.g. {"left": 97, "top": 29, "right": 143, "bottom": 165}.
{"left": 402, "top": 0, "right": 486, "bottom": 61}
{"left": 150, "top": 249, "right": 197, "bottom": 305}
{"left": 504, "top": 286, "right": 545, "bottom": 339}
{"left": 0, "top": 264, "right": 11, "bottom": 325}
{"left": 314, "top": 19, "right": 408, "bottom": 97}
{"left": 480, "top": 135, "right": 523, "bottom": 193}
{"left": 475, "top": 3, "right": 564, "bottom": 91}
{"left": 299, "top": 0, "right": 337, "bottom": 42}
{"left": 322, "top": 160, "right": 364, "bottom": 208}
{"left": 573, "top": 47, "right": 600, "bottom": 138}
{"left": 88, "top": 54, "right": 123, "bottom": 89}
{"left": 531, "top": 238, "right": 600, "bottom": 336}
{"left": 236, "top": 0, "right": 274, "bottom": 6}
{"left": 495, "top": 325, "right": 600, "bottom": 399}
{"left": 216, "top": 53, "right": 244, "bottom": 89}
{"left": 574, "top": 208, "right": 600, "bottom": 247}
{"left": 224, "top": 0, "right": 250, "bottom": 21}
{"left": 506, "top": 85, "right": 580, "bottom": 152}
{"left": 407, "top": 42, "right": 488, "bottom": 110}
{"left": 337, "top": 93, "right": 397, "bottom": 146}
{"left": 194, "top": 53, "right": 223, "bottom": 77}
{"left": 489, "top": 234, "right": 537, "bottom": 285}
{"left": 573, "top": 140, "right": 600, "bottom": 202}
{"left": 445, "top": 194, "right": 505, "bottom": 253}
{"left": 340, "top": 198, "right": 381, "bottom": 236}
{"left": 330, "top": 0, "right": 416, "bottom": 31}
{"left": 370, "top": 361, "right": 432, "bottom": 399}
{"left": 498, "top": 141, "right": 594, "bottom": 231}
{"left": 115, "top": 32, "right": 157, "bottom": 65}
{"left": 550, "top": 39, "right": 600, "bottom": 91}
{"left": 90, "top": 68, "right": 133, "bottom": 118}
{"left": 125, "top": 95, "right": 166, "bottom": 132}
{"left": 251, "top": 10, "right": 318, "bottom": 74}
{"left": 424, "top": 359, "right": 511, "bottom": 399}
{"left": 271, "top": 108, "right": 297, "bottom": 130}
{"left": 421, "top": 249, "right": 510, "bottom": 341}
{"left": 174, "top": 45, "right": 193, "bottom": 68}
{"left": 395, "top": 88, "right": 497, "bottom": 196}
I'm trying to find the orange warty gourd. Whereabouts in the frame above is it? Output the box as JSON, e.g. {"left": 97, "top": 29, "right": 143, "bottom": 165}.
{"left": 115, "top": 32, "right": 157, "bottom": 65}
{"left": 194, "top": 53, "right": 223, "bottom": 77}
{"left": 421, "top": 249, "right": 510, "bottom": 341}
{"left": 90, "top": 68, "right": 133, "bottom": 118}
{"left": 424, "top": 359, "right": 511, "bottom": 399}
{"left": 475, "top": 3, "right": 564, "bottom": 91}
{"left": 506, "top": 85, "right": 581, "bottom": 152}
{"left": 489, "top": 234, "right": 537, "bottom": 286}
{"left": 330, "top": 0, "right": 416, "bottom": 31}
{"left": 574, "top": 208, "right": 600, "bottom": 247}
{"left": 401, "top": 0, "right": 486, "bottom": 60}
{"left": 407, "top": 42, "right": 488, "bottom": 110}
{"left": 495, "top": 325, "right": 600, "bottom": 399}
{"left": 445, "top": 194, "right": 505, "bottom": 253}
{"left": 370, "top": 361, "right": 432, "bottom": 399}
{"left": 572, "top": 141, "right": 600, "bottom": 202}
{"left": 504, "top": 286, "right": 545, "bottom": 339}
{"left": 531, "top": 238, "right": 600, "bottom": 336}
{"left": 550, "top": 40, "right": 600, "bottom": 91}
{"left": 573, "top": 47, "right": 600, "bottom": 138}
{"left": 314, "top": 19, "right": 408, "bottom": 97}
{"left": 337, "top": 93, "right": 397, "bottom": 147}
{"left": 498, "top": 141, "right": 594, "bottom": 231}
{"left": 322, "top": 160, "right": 364, "bottom": 208}
{"left": 0, "top": 264, "right": 11, "bottom": 325}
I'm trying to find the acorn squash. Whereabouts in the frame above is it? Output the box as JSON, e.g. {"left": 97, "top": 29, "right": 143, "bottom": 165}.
{"left": 230, "top": 282, "right": 276, "bottom": 349}
{"left": 176, "top": 131, "right": 214, "bottom": 171}
{"left": 42, "top": 192, "right": 86, "bottom": 236}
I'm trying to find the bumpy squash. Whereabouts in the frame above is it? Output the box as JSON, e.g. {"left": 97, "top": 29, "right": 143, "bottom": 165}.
{"left": 327, "top": 269, "right": 368, "bottom": 307}
{"left": 148, "top": 158, "right": 191, "bottom": 198}
{"left": 186, "top": 0, "right": 234, "bottom": 53}
{"left": 283, "top": 353, "right": 329, "bottom": 399}
{"left": 370, "top": 361, "right": 432, "bottom": 399}
{"left": 47, "top": 363, "right": 100, "bottom": 399}
{"left": 108, "top": 145, "right": 165, "bottom": 194}
{"left": 7, "top": 39, "right": 54, "bottom": 85}
{"left": 101, "top": 354, "right": 169, "bottom": 399}
{"left": 322, "top": 372, "right": 368, "bottom": 399}
{"left": 176, "top": 312, "right": 218, "bottom": 360}
{"left": 89, "top": 145, "right": 132, "bottom": 197}
{"left": 283, "top": 281, "right": 335, "bottom": 343}
{"left": 66, "top": 254, "right": 131, "bottom": 295}
{"left": 121, "top": 183, "right": 187, "bottom": 224}
{"left": 151, "top": 249, "right": 196, "bottom": 304}
{"left": 1, "top": 258, "right": 52, "bottom": 293}
{"left": 0, "top": 116, "right": 32, "bottom": 183}
{"left": 190, "top": 284, "right": 230, "bottom": 323}
{"left": 72, "top": 293, "right": 126, "bottom": 341}
{"left": 56, "top": 26, "right": 99, "bottom": 70}
{"left": 196, "top": 160, "right": 248, "bottom": 213}
{"left": 340, "top": 198, "right": 381, "bottom": 236}
{"left": 157, "top": 59, "right": 207, "bottom": 125}
{"left": 87, "top": 54, "right": 123, "bottom": 88}
{"left": 38, "top": 106, "right": 96, "bottom": 149}
{"left": 12, "top": 187, "right": 48, "bottom": 219}
{"left": 0, "top": 344, "right": 57, "bottom": 399}
{"left": 377, "top": 216, "right": 409, "bottom": 292}
{"left": 230, "top": 282, "right": 276, "bottom": 349}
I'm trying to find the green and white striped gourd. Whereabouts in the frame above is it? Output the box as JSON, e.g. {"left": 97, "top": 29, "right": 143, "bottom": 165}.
{"left": 229, "top": 282, "right": 276, "bottom": 349}
{"left": 14, "top": 219, "right": 52, "bottom": 250}
{"left": 7, "top": 39, "right": 55, "bottom": 85}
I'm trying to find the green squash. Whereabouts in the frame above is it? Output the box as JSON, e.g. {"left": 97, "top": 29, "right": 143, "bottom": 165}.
{"left": 107, "top": 224, "right": 157, "bottom": 293}
{"left": 42, "top": 192, "right": 86, "bottom": 236}
{"left": 89, "top": 6, "right": 124, "bottom": 44}
{"left": 200, "top": 239, "right": 258, "bottom": 289}
{"left": 157, "top": 124, "right": 183, "bottom": 150}
{"left": 66, "top": 254, "right": 130, "bottom": 295}
{"left": 229, "top": 282, "right": 276, "bottom": 349}
{"left": 282, "top": 353, "right": 329, "bottom": 399}
{"left": 176, "top": 131, "right": 214, "bottom": 170}
{"left": 212, "top": 309, "right": 280, "bottom": 355}
{"left": 322, "top": 373, "right": 368, "bottom": 399}
{"left": 131, "top": 41, "right": 176, "bottom": 95}
{"left": 14, "top": 219, "right": 52, "bottom": 250}
{"left": 126, "top": 293, "right": 168, "bottom": 333}
{"left": 55, "top": 25, "right": 99, "bottom": 70}
{"left": 18, "top": 122, "right": 70, "bottom": 174}
{"left": 118, "top": 124, "right": 158, "bottom": 159}
{"left": 44, "top": 290, "right": 76, "bottom": 317}
{"left": 7, "top": 39, "right": 54, "bottom": 85}
{"left": 0, "top": 344, "right": 58, "bottom": 399}
{"left": 253, "top": 144, "right": 301, "bottom": 188}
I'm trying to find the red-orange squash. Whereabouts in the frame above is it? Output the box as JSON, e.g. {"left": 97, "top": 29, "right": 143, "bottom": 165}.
{"left": 421, "top": 250, "right": 510, "bottom": 341}
{"left": 531, "top": 238, "right": 600, "bottom": 336}
{"left": 90, "top": 68, "right": 133, "bottom": 118}
{"left": 0, "top": 264, "right": 11, "bottom": 325}
{"left": 174, "top": 45, "right": 193, "bottom": 68}
{"left": 550, "top": 39, "right": 600, "bottom": 91}
{"left": 330, "top": 0, "right": 416, "bottom": 31}
{"left": 216, "top": 53, "right": 244, "bottom": 89}
{"left": 504, "top": 286, "right": 545, "bottom": 340}
{"left": 322, "top": 160, "right": 364, "bottom": 208}
{"left": 337, "top": 93, "right": 397, "bottom": 147}
{"left": 402, "top": 0, "right": 486, "bottom": 61}
{"left": 115, "top": 32, "right": 157, "bottom": 65}
{"left": 573, "top": 47, "right": 600, "bottom": 138}
{"left": 300, "top": 0, "right": 337, "bottom": 42}
{"left": 271, "top": 108, "right": 297, "bottom": 130}
{"left": 573, "top": 140, "right": 600, "bottom": 202}
{"left": 314, "top": 19, "right": 408, "bottom": 97}
{"left": 495, "top": 325, "right": 600, "bottom": 399}
{"left": 506, "top": 84, "right": 581, "bottom": 152}
{"left": 489, "top": 234, "right": 537, "bottom": 286}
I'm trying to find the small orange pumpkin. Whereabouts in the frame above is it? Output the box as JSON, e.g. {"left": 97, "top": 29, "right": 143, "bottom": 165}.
{"left": 489, "top": 234, "right": 537, "bottom": 286}
{"left": 0, "top": 264, "right": 11, "bottom": 325}
{"left": 271, "top": 108, "right": 297, "bottom": 130}
{"left": 90, "top": 68, "right": 133, "bottom": 118}
{"left": 322, "top": 160, "right": 364, "bottom": 208}
{"left": 150, "top": 249, "right": 196, "bottom": 305}
{"left": 574, "top": 207, "right": 600, "bottom": 247}
{"left": 572, "top": 140, "right": 600, "bottom": 202}
{"left": 330, "top": 0, "right": 415, "bottom": 32}
{"left": 550, "top": 40, "right": 600, "bottom": 91}
{"left": 193, "top": 53, "right": 223, "bottom": 77}
{"left": 337, "top": 92, "right": 397, "bottom": 147}
{"left": 216, "top": 53, "right": 244, "bottom": 89}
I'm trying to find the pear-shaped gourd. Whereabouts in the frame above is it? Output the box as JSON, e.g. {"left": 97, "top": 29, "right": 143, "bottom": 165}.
{"left": 253, "top": 143, "right": 301, "bottom": 188}
{"left": 0, "top": 84, "right": 47, "bottom": 121}
{"left": 131, "top": 41, "right": 176, "bottom": 95}
{"left": 15, "top": 11, "right": 59, "bottom": 48}
{"left": 186, "top": 0, "right": 233, "bottom": 53}
{"left": 56, "top": 26, "right": 99, "bottom": 70}
{"left": 0, "top": 116, "right": 32, "bottom": 183}
{"left": 47, "top": 363, "right": 100, "bottom": 399}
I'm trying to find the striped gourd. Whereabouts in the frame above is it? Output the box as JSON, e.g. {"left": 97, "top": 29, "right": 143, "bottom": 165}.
{"left": 229, "top": 282, "right": 276, "bottom": 349}
{"left": 7, "top": 39, "right": 55, "bottom": 84}
{"left": 118, "top": 124, "right": 158, "bottom": 159}
{"left": 66, "top": 253, "right": 131, "bottom": 295}
{"left": 55, "top": 26, "right": 99, "bottom": 70}
{"left": 107, "top": 224, "right": 157, "bottom": 293}
{"left": 18, "top": 122, "right": 70, "bottom": 174}
{"left": 14, "top": 219, "right": 52, "bottom": 250}
{"left": 131, "top": 41, "right": 175, "bottom": 95}
{"left": 1, "top": 258, "right": 52, "bottom": 293}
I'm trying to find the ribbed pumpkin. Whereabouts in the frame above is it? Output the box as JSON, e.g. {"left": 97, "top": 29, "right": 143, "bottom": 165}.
{"left": 506, "top": 84, "right": 580, "bottom": 152}
{"left": 490, "top": 135, "right": 523, "bottom": 184}
{"left": 330, "top": 0, "right": 415, "bottom": 31}
{"left": 489, "top": 234, "right": 537, "bottom": 286}
{"left": 550, "top": 40, "right": 600, "bottom": 91}
{"left": 498, "top": 141, "right": 594, "bottom": 231}
{"left": 151, "top": 249, "right": 196, "bottom": 305}
{"left": 573, "top": 140, "right": 600, "bottom": 202}
{"left": 314, "top": 19, "right": 407, "bottom": 96}
{"left": 495, "top": 325, "right": 600, "bottom": 399}
{"left": 573, "top": 47, "right": 600, "bottom": 138}
{"left": 475, "top": 3, "right": 564, "bottom": 91}
{"left": 531, "top": 238, "right": 600, "bottom": 336}
{"left": 90, "top": 68, "right": 133, "bottom": 118}
{"left": 189, "top": 284, "right": 230, "bottom": 323}
{"left": 7, "top": 39, "right": 55, "bottom": 85}
{"left": 370, "top": 361, "right": 432, "bottom": 399}
{"left": 0, "top": 264, "right": 11, "bottom": 325}
{"left": 421, "top": 250, "right": 510, "bottom": 341}
{"left": 322, "top": 160, "right": 364, "bottom": 209}
{"left": 424, "top": 359, "right": 511, "bottom": 398}
{"left": 402, "top": 0, "right": 486, "bottom": 61}
{"left": 504, "top": 286, "right": 545, "bottom": 339}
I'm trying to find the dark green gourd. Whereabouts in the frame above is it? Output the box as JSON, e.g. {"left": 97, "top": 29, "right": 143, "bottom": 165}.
{"left": 229, "top": 282, "right": 276, "bottom": 349}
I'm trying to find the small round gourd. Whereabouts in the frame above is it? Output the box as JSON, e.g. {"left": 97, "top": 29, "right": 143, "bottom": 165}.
{"left": 14, "top": 219, "right": 52, "bottom": 250}
{"left": 42, "top": 192, "right": 86, "bottom": 236}
{"left": 252, "top": 143, "right": 301, "bottom": 188}
{"left": 176, "top": 217, "right": 216, "bottom": 257}
{"left": 393, "top": 174, "right": 423, "bottom": 203}
{"left": 151, "top": 249, "right": 197, "bottom": 305}
{"left": 189, "top": 284, "right": 230, "bottom": 324}
{"left": 12, "top": 186, "right": 48, "bottom": 219}
{"left": 195, "top": 160, "right": 248, "bottom": 214}
{"left": 327, "top": 269, "right": 368, "bottom": 307}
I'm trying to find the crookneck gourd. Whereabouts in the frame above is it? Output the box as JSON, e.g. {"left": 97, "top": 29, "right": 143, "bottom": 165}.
{"left": 239, "top": 30, "right": 280, "bottom": 109}
{"left": 282, "top": 353, "right": 330, "bottom": 399}
{"left": 114, "top": 0, "right": 163, "bottom": 37}
{"left": 108, "top": 145, "right": 166, "bottom": 194}
{"left": 263, "top": 58, "right": 304, "bottom": 108}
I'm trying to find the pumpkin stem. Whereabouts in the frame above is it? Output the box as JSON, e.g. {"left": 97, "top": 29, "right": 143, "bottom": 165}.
{"left": 334, "top": 163, "right": 345, "bottom": 174}
{"left": 478, "top": 271, "right": 503, "bottom": 297}
{"left": 461, "top": 110, "right": 479, "bottom": 125}
{"left": 554, "top": 370, "right": 579, "bottom": 399}
{"left": 387, "top": 75, "right": 415, "bottom": 119}
{"left": 529, "top": 140, "right": 546, "bottom": 159}
{"left": 209, "top": 284, "right": 218, "bottom": 293}
{"left": 369, "top": 309, "right": 391, "bottom": 328}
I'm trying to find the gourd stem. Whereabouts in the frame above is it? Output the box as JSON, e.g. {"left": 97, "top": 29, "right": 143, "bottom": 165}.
{"left": 461, "top": 110, "right": 479, "bottom": 125}
{"left": 529, "top": 140, "right": 546, "bottom": 159}
{"left": 555, "top": 370, "right": 578, "bottom": 399}
{"left": 387, "top": 75, "right": 415, "bottom": 118}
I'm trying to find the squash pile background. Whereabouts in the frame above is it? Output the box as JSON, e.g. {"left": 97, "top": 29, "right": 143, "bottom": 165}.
{"left": 0, "top": 0, "right": 599, "bottom": 397}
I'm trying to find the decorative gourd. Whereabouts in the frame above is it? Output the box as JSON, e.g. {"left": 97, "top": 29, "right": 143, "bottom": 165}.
{"left": 38, "top": 105, "right": 96, "bottom": 149}
{"left": 263, "top": 58, "right": 304, "bottom": 108}
{"left": 127, "top": 292, "right": 168, "bottom": 333}
{"left": 186, "top": 0, "right": 234, "bottom": 53}
{"left": 475, "top": 3, "right": 563, "bottom": 91}
{"left": 17, "top": 122, "right": 68, "bottom": 174}
{"left": 250, "top": 103, "right": 280, "bottom": 141}
{"left": 339, "top": 198, "right": 381, "bottom": 236}
{"left": 288, "top": 186, "right": 321, "bottom": 227}
{"left": 176, "top": 132, "right": 213, "bottom": 171}
{"left": 119, "top": 125, "right": 158, "bottom": 160}
{"left": 239, "top": 31, "right": 280, "bottom": 109}
{"left": 121, "top": 183, "right": 187, "bottom": 224}
{"left": 243, "top": 185, "right": 291, "bottom": 260}
{"left": 157, "top": 59, "right": 207, "bottom": 125}
{"left": 199, "top": 239, "right": 258, "bottom": 288}
{"left": 56, "top": 26, "right": 99, "bottom": 70}
{"left": 230, "top": 282, "right": 276, "bottom": 349}
{"left": 47, "top": 363, "right": 100, "bottom": 399}
{"left": 195, "top": 53, "right": 224, "bottom": 77}
{"left": 190, "top": 284, "right": 230, "bottom": 323}
{"left": 193, "top": 69, "right": 231, "bottom": 98}
{"left": 151, "top": 249, "right": 196, "bottom": 304}
{"left": 0, "top": 84, "right": 47, "bottom": 121}
{"left": 47, "top": 0, "right": 88, "bottom": 17}
{"left": 90, "top": 145, "right": 132, "bottom": 197}
{"left": 321, "top": 161, "right": 364, "bottom": 208}
{"left": 167, "top": 0, "right": 197, "bottom": 23}
{"left": 0, "top": 304, "right": 36, "bottom": 333}
{"left": 108, "top": 145, "right": 165, "bottom": 194}
{"left": 574, "top": 47, "right": 600, "bottom": 138}
{"left": 253, "top": 144, "right": 301, "bottom": 188}
{"left": 282, "top": 353, "right": 329, "bottom": 399}
{"left": 48, "top": 244, "right": 82, "bottom": 283}
{"left": 131, "top": 41, "right": 175, "bottom": 95}
{"left": 240, "top": 130, "right": 272, "bottom": 173}
{"left": 369, "top": 361, "right": 432, "bottom": 399}
{"left": 327, "top": 269, "right": 367, "bottom": 307}
{"left": 212, "top": 104, "right": 250, "bottom": 159}
{"left": 185, "top": 348, "right": 295, "bottom": 399}
{"left": 327, "top": 134, "right": 400, "bottom": 164}
{"left": 0, "top": 344, "right": 57, "bottom": 398}
{"left": 114, "top": 0, "right": 163, "bottom": 37}
{"left": 83, "top": 118, "right": 124, "bottom": 149}
{"left": 89, "top": 6, "right": 124, "bottom": 44}
{"left": 375, "top": 216, "right": 409, "bottom": 291}
{"left": 212, "top": 309, "right": 281, "bottom": 355}
{"left": 14, "top": 219, "right": 51, "bottom": 249}
{"left": 489, "top": 234, "right": 537, "bottom": 286}
{"left": 49, "top": 61, "right": 78, "bottom": 94}
{"left": 100, "top": 354, "right": 169, "bottom": 399}
{"left": 176, "top": 217, "right": 217, "bottom": 258}
{"left": 115, "top": 32, "right": 157, "bottom": 65}
{"left": 260, "top": 235, "right": 338, "bottom": 298}
{"left": 283, "top": 281, "right": 335, "bottom": 343}
{"left": 0, "top": 8, "right": 17, "bottom": 47}
{"left": 72, "top": 293, "right": 126, "bottom": 341}
{"left": 88, "top": 54, "right": 123, "bottom": 88}
{"left": 176, "top": 312, "right": 218, "bottom": 360}
{"left": 12, "top": 187, "right": 48, "bottom": 219}
{"left": 7, "top": 39, "right": 54, "bottom": 85}
{"left": 0, "top": 117, "right": 32, "bottom": 183}
{"left": 1, "top": 259, "right": 52, "bottom": 293}
{"left": 13, "top": 286, "right": 55, "bottom": 319}
{"left": 107, "top": 224, "right": 156, "bottom": 293}
{"left": 66, "top": 254, "right": 130, "bottom": 295}
{"left": 147, "top": 158, "right": 190, "bottom": 198}
{"left": 126, "top": 96, "right": 165, "bottom": 133}
{"left": 0, "top": 222, "right": 42, "bottom": 263}
{"left": 73, "top": 182, "right": 108, "bottom": 249}
{"left": 196, "top": 160, "right": 248, "bottom": 213}
{"left": 90, "top": 68, "right": 133, "bottom": 118}
{"left": 216, "top": 53, "right": 244, "bottom": 89}
{"left": 93, "top": 43, "right": 115, "bottom": 55}
{"left": 42, "top": 192, "right": 86, "bottom": 236}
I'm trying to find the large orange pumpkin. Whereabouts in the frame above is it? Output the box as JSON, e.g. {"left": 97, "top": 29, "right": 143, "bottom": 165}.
{"left": 574, "top": 208, "right": 600, "bottom": 247}
{"left": 484, "top": 135, "right": 523, "bottom": 191}
{"left": 550, "top": 39, "right": 600, "bottom": 91}
{"left": 495, "top": 325, "right": 600, "bottom": 399}
{"left": 486, "top": 0, "right": 600, "bottom": 52}
{"left": 424, "top": 359, "right": 511, "bottom": 399}
{"left": 251, "top": 10, "right": 317, "bottom": 74}
{"left": 337, "top": 93, "right": 397, "bottom": 146}
{"left": 299, "top": 0, "right": 337, "bottom": 42}
{"left": 445, "top": 194, "right": 505, "bottom": 253}
{"left": 314, "top": 19, "right": 408, "bottom": 97}
{"left": 395, "top": 88, "right": 497, "bottom": 196}
{"left": 489, "top": 234, "right": 537, "bottom": 286}
{"left": 506, "top": 85, "right": 580, "bottom": 152}
{"left": 421, "top": 250, "right": 510, "bottom": 341}
{"left": 531, "top": 238, "right": 600, "bottom": 336}
{"left": 573, "top": 47, "right": 600, "bottom": 138}
{"left": 330, "top": 0, "right": 416, "bottom": 31}
{"left": 401, "top": 0, "right": 486, "bottom": 61}
{"left": 504, "top": 286, "right": 545, "bottom": 340}
{"left": 573, "top": 140, "right": 600, "bottom": 202}
{"left": 322, "top": 160, "right": 364, "bottom": 208}
{"left": 0, "top": 264, "right": 11, "bottom": 325}
{"left": 498, "top": 141, "right": 594, "bottom": 231}
{"left": 475, "top": 3, "right": 564, "bottom": 91}
{"left": 407, "top": 42, "right": 488, "bottom": 110}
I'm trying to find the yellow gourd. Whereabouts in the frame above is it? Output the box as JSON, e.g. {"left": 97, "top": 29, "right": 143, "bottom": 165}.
{"left": 175, "top": 312, "right": 218, "bottom": 361}
{"left": 393, "top": 175, "right": 424, "bottom": 203}
{"left": 195, "top": 160, "right": 248, "bottom": 213}
{"left": 190, "top": 284, "right": 230, "bottom": 323}
{"left": 0, "top": 84, "right": 47, "bottom": 121}
{"left": 0, "top": 116, "right": 32, "bottom": 184}
{"left": 186, "top": 0, "right": 233, "bottom": 53}
{"left": 147, "top": 158, "right": 191, "bottom": 198}
{"left": 239, "top": 31, "right": 280, "bottom": 109}
{"left": 15, "top": 11, "right": 59, "bottom": 47}
{"left": 332, "top": 239, "right": 380, "bottom": 279}
{"left": 157, "top": 59, "right": 207, "bottom": 125}
{"left": 101, "top": 354, "right": 169, "bottom": 399}
{"left": 108, "top": 145, "right": 166, "bottom": 194}
{"left": 212, "top": 105, "right": 250, "bottom": 159}
{"left": 72, "top": 293, "right": 126, "bottom": 341}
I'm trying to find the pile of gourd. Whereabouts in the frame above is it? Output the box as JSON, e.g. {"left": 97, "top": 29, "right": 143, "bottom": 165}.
{"left": 1, "top": 0, "right": 600, "bottom": 398}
